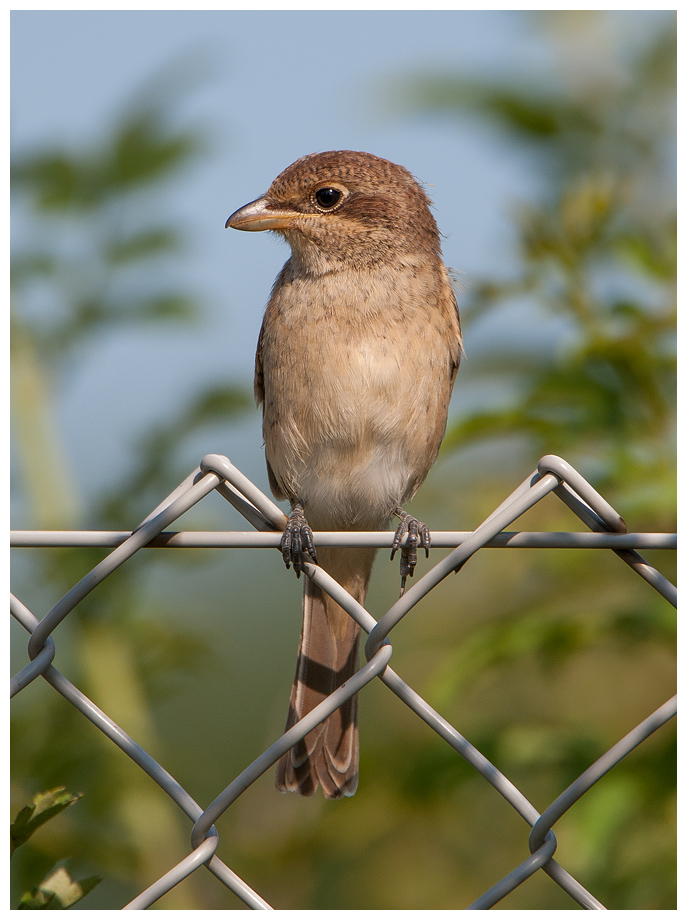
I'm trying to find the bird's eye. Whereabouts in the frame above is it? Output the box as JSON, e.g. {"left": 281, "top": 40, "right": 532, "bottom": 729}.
{"left": 313, "top": 187, "right": 343, "bottom": 210}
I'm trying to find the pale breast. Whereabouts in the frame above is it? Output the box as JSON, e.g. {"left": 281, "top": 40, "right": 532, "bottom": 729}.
{"left": 258, "top": 259, "right": 460, "bottom": 528}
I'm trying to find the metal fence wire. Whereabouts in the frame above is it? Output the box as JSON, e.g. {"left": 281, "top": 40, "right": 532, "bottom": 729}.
{"left": 10, "top": 452, "right": 677, "bottom": 910}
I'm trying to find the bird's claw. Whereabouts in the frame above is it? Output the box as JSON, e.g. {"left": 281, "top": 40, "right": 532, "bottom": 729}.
{"left": 281, "top": 503, "right": 317, "bottom": 577}
{"left": 391, "top": 509, "right": 431, "bottom": 595}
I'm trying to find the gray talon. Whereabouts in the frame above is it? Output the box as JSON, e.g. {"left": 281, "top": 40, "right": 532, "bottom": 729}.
{"left": 281, "top": 503, "right": 317, "bottom": 576}
{"left": 391, "top": 509, "right": 431, "bottom": 595}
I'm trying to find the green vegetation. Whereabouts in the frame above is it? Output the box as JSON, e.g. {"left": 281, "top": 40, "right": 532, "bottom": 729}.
{"left": 12, "top": 788, "right": 101, "bottom": 909}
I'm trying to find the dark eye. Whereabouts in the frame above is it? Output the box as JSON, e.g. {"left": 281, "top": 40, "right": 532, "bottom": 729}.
{"left": 313, "top": 187, "right": 343, "bottom": 210}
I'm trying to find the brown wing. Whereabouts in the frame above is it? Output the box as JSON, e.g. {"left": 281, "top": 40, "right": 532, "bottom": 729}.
{"left": 446, "top": 271, "right": 464, "bottom": 382}
{"left": 254, "top": 320, "right": 265, "bottom": 407}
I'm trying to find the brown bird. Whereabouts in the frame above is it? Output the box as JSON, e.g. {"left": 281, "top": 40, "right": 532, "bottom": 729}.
{"left": 226, "top": 150, "right": 462, "bottom": 798}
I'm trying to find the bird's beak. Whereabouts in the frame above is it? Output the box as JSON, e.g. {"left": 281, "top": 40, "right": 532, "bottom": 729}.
{"left": 225, "top": 197, "right": 301, "bottom": 232}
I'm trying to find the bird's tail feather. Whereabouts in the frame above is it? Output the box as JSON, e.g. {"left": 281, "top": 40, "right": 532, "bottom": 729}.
{"left": 276, "top": 546, "right": 376, "bottom": 798}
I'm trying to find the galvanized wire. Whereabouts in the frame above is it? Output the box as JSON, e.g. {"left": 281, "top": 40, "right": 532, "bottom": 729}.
{"left": 10, "top": 453, "right": 676, "bottom": 910}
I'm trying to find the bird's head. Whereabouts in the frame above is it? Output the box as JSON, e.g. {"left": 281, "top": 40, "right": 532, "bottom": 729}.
{"left": 226, "top": 150, "right": 441, "bottom": 274}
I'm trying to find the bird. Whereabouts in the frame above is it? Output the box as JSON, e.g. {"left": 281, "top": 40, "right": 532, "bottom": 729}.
{"left": 226, "top": 150, "right": 463, "bottom": 798}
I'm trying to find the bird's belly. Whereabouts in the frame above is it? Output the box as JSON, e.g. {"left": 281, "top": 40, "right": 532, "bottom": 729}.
{"left": 264, "top": 337, "right": 446, "bottom": 529}
{"left": 296, "top": 438, "right": 412, "bottom": 530}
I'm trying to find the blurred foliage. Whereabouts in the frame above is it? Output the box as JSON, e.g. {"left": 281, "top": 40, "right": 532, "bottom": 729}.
{"left": 408, "top": 12, "right": 676, "bottom": 528}
{"left": 10, "top": 107, "right": 199, "bottom": 353}
{"left": 12, "top": 788, "right": 102, "bottom": 909}
{"left": 10, "top": 76, "right": 250, "bottom": 909}
{"left": 389, "top": 9, "right": 676, "bottom": 909}
{"left": 10, "top": 10, "right": 676, "bottom": 912}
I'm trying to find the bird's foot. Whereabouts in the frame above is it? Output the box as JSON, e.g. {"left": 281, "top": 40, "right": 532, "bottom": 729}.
{"left": 391, "top": 508, "right": 431, "bottom": 595}
{"left": 281, "top": 502, "right": 317, "bottom": 577}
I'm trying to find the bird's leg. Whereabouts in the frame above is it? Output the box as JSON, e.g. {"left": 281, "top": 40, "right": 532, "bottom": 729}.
{"left": 391, "top": 508, "right": 431, "bottom": 595}
{"left": 281, "top": 501, "right": 317, "bottom": 577}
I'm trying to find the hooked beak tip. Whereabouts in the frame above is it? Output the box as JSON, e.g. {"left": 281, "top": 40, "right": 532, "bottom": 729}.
{"left": 226, "top": 197, "right": 300, "bottom": 232}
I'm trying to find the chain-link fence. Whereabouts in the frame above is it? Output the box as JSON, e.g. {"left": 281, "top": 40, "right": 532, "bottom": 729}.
{"left": 10, "top": 453, "right": 676, "bottom": 910}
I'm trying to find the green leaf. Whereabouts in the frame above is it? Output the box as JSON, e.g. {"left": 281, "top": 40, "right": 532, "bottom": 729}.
{"left": 123, "top": 293, "right": 197, "bottom": 323}
{"left": 11, "top": 107, "right": 202, "bottom": 213}
{"left": 404, "top": 75, "right": 598, "bottom": 142}
{"left": 10, "top": 253, "right": 58, "bottom": 287}
{"left": 10, "top": 787, "right": 81, "bottom": 854}
{"left": 615, "top": 226, "right": 677, "bottom": 280}
{"left": 11, "top": 154, "right": 81, "bottom": 211}
{"left": 108, "top": 113, "right": 200, "bottom": 190}
{"left": 18, "top": 864, "right": 101, "bottom": 909}
{"left": 104, "top": 227, "right": 180, "bottom": 264}
{"left": 186, "top": 384, "right": 254, "bottom": 423}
